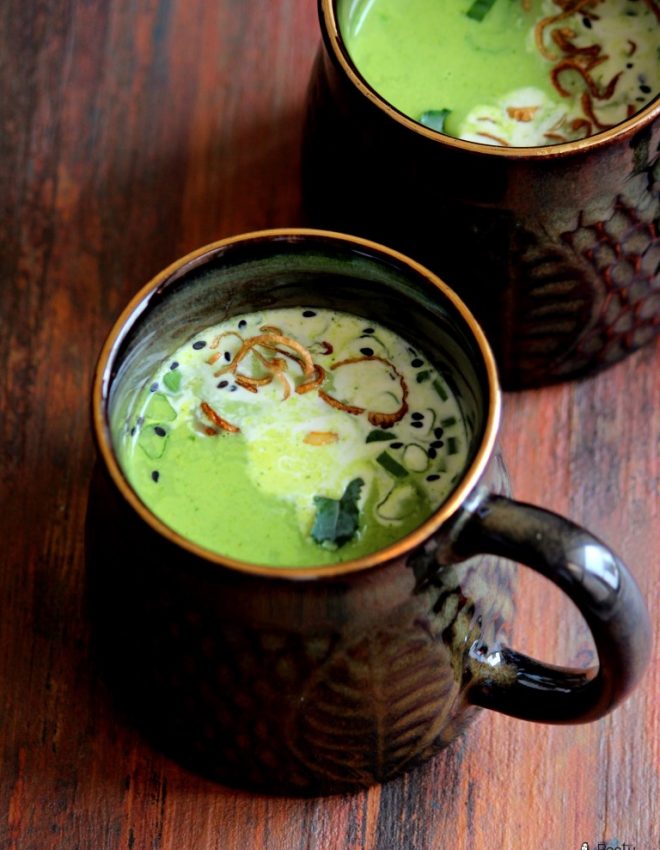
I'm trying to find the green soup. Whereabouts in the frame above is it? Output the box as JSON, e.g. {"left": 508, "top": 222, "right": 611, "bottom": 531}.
{"left": 115, "top": 308, "right": 470, "bottom": 567}
{"left": 339, "top": 0, "right": 659, "bottom": 145}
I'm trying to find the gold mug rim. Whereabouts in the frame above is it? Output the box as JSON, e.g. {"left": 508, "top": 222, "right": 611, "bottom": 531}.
{"left": 92, "top": 228, "right": 501, "bottom": 580}
{"left": 320, "top": 0, "right": 660, "bottom": 159}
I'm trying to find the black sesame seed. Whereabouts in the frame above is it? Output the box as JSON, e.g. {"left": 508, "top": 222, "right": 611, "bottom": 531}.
{"left": 149, "top": 382, "right": 159, "bottom": 392}
{"left": 426, "top": 474, "right": 440, "bottom": 482}
{"left": 229, "top": 384, "right": 238, "bottom": 392}
{"left": 130, "top": 427, "right": 136, "bottom": 436}
{"left": 362, "top": 327, "right": 374, "bottom": 334}
{"left": 217, "top": 380, "right": 229, "bottom": 389}
{"left": 192, "top": 340, "right": 206, "bottom": 350}
{"left": 411, "top": 358, "right": 424, "bottom": 368}
{"left": 434, "top": 427, "right": 444, "bottom": 438}
{"left": 582, "top": 16, "right": 592, "bottom": 27}
{"left": 411, "top": 412, "right": 424, "bottom": 420}
{"left": 151, "top": 470, "right": 160, "bottom": 482}
{"left": 431, "top": 439, "right": 444, "bottom": 449}
{"left": 427, "top": 448, "right": 437, "bottom": 460}
{"left": 411, "top": 421, "right": 424, "bottom": 429}
{"left": 360, "top": 347, "right": 374, "bottom": 356}
{"left": 302, "top": 310, "right": 316, "bottom": 317}
{"left": 238, "top": 319, "right": 247, "bottom": 329}
{"left": 224, "top": 351, "right": 231, "bottom": 362}
{"left": 154, "top": 426, "right": 166, "bottom": 437}
{"left": 170, "top": 361, "right": 179, "bottom": 370}
{"left": 640, "top": 84, "right": 651, "bottom": 94}
{"left": 626, "top": 62, "right": 634, "bottom": 69}
{"left": 390, "top": 442, "right": 403, "bottom": 449}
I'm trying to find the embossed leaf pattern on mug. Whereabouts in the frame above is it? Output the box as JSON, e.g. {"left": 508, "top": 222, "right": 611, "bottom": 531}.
{"left": 291, "top": 620, "right": 459, "bottom": 786}
{"left": 512, "top": 149, "right": 659, "bottom": 380}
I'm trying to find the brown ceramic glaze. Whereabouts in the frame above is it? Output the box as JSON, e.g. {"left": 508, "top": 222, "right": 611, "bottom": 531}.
{"left": 301, "top": 1, "right": 660, "bottom": 389}
{"left": 88, "top": 230, "right": 650, "bottom": 794}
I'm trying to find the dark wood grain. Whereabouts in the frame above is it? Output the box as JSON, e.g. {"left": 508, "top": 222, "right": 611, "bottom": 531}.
{"left": 0, "top": 2, "right": 657, "bottom": 848}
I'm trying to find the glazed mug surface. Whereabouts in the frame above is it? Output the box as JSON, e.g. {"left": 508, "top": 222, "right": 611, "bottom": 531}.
{"left": 88, "top": 229, "right": 650, "bottom": 794}
{"left": 301, "top": 0, "right": 660, "bottom": 389}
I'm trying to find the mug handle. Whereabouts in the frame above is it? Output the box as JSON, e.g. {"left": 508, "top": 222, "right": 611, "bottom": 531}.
{"left": 447, "top": 492, "right": 651, "bottom": 723}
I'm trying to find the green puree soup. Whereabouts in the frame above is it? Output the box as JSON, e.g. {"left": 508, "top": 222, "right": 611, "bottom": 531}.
{"left": 115, "top": 308, "right": 469, "bottom": 568}
{"left": 338, "top": 0, "right": 659, "bottom": 146}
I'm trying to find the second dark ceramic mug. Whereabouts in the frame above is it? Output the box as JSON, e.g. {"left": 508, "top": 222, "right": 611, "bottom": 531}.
{"left": 88, "top": 229, "right": 650, "bottom": 794}
{"left": 302, "top": 0, "right": 660, "bottom": 389}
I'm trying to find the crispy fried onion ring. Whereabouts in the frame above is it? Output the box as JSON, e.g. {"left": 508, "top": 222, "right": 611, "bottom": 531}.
{"left": 580, "top": 91, "right": 616, "bottom": 130}
{"left": 535, "top": 0, "right": 597, "bottom": 62}
{"left": 551, "top": 61, "right": 622, "bottom": 100}
{"left": 200, "top": 401, "right": 240, "bottom": 433}
{"left": 215, "top": 332, "right": 320, "bottom": 399}
{"left": 206, "top": 333, "right": 408, "bottom": 429}
{"left": 530, "top": 0, "right": 633, "bottom": 138}
{"left": 206, "top": 330, "right": 245, "bottom": 364}
{"left": 319, "top": 356, "right": 409, "bottom": 428}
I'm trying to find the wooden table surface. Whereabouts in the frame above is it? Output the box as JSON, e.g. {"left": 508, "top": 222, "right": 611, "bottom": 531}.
{"left": 1, "top": 2, "right": 658, "bottom": 848}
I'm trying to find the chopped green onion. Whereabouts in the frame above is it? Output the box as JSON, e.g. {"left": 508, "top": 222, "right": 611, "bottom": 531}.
{"left": 376, "top": 483, "right": 419, "bottom": 521}
{"left": 163, "top": 370, "right": 182, "bottom": 392}
{"left": 433, "top": 378, "right": 448, "bottom": 401}
{"left": 419, "top": 109, "right": 451, "bottom": 133}
{"left": 366, "top": 429, "right": 397, "bottom": 443}
{"left": 447, "top": 436, "right": 460, "bottom": 455}
{"left": 145, "top": 393, "right": 177, "bottom": 422}
{"left": 377, "top": 451, "right": 409, "bottom": 478}
{"left": 440, "top": 415, "right": 457, "bottom": 428}
{"left": 416, "top": 369, "right": 431, "bottom": 384}
{"left": 403, "top": 444, "right": 429, "bottom": 472}
{"left": 466, "top": 0, "right": 498, "bottom": 22}
{"left": 138, "top": 424, "right": 169, "bottom": 459}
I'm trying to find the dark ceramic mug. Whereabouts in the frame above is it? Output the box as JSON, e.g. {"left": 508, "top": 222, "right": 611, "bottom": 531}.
{"left": 301, "top": 0, "right": 660, "bottom": 389}
{"left": 88, "top": 229, "right": 650, "bottom": 794}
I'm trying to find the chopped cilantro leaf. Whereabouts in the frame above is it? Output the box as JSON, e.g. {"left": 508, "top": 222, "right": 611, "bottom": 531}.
{"left": 311, "top": 478, "right": 364, "bottom": 548}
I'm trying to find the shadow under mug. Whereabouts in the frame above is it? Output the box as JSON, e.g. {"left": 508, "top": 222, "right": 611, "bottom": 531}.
{"left": 301, "top": 0, "right": 660, "bottom": 389}
{"left": 88, "top": 229, "right": 650, "bottom": 794}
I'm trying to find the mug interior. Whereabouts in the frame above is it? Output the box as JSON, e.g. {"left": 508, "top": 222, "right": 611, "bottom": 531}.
{"left": 95, "top": 230, "right": 499, "bottom": 576}
{"left": 325, "top": 0, "right": 660, "bottom": 157}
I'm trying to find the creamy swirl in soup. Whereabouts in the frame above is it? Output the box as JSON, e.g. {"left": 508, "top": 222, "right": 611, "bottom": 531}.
{"left": 115, "top": 308, "right": 471, "bottom": 567}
